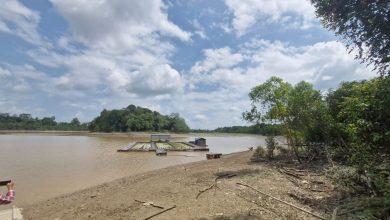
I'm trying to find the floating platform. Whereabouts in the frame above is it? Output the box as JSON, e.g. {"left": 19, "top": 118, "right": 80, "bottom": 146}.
{"left": 117, "top": 135, "right": 209, "bottom": 153}
{"left": 117, "top": 143, "right": 134, "bottom": 152}
{"left": 118, "top": 141, "right": 209, "bottom": 152}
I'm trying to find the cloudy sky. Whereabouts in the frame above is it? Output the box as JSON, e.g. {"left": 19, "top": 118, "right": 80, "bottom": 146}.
{"left": 0, "top": 0, "right": 376, "bottom": 129}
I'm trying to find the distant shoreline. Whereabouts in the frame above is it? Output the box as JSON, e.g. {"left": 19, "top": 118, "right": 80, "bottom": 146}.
{"left": 0, "top": 130, "right": 190, "bottom": 139}
{"left": 0, "top": 130, "right": 267, "bottom": 137}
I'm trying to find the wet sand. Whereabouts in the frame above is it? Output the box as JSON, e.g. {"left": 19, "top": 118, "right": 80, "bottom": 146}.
{"left": 22, "top": 151, "right": 333, "bottom": 220}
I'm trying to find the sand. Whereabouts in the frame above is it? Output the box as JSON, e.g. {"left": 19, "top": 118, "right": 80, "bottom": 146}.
{"left": 22, "top": 151, "right": 334, "bottom": 220}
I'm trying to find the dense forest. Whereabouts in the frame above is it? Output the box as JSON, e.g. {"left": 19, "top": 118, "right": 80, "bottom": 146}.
{"left": 208, "top": 124, "right": 282, "bottom": 135}
{"left": 0, "top": 113, "right": 87, "bottom": 131}
{"left": 87, "top": 105, "right": 190, "bottom": 133}
{"left": 0, "top": 105, "right": 190, "bottom": 133}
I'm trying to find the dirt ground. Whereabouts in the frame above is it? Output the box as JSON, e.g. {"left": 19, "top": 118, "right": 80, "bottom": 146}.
{"left": 22, "top": 151, "right": 336, "bottom": 220}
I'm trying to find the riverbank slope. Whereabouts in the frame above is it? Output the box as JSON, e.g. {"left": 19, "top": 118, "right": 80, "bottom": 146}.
{"left": 23, "top": 151, "right": 333, "bottom": 220}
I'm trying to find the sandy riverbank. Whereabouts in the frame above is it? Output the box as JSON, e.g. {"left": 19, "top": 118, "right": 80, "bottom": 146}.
{"left": 22, "top": 151, "right": 334, "bottom": 220}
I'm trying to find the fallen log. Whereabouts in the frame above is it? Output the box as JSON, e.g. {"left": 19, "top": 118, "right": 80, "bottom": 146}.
{"left": 236, "top": 182, "right": 326, "bottom": 220}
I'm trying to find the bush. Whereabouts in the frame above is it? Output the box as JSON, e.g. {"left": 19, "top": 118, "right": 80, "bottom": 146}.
{"left": 265, "top": 135, "right": 277, "bottom": 158}
{"left": 252, "top": 146, "right": 265, "bottom": 160}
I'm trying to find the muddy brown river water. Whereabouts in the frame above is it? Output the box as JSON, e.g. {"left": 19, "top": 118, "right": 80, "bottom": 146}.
{"left": 0, "top": 133, "right": 268, "bottom": 209}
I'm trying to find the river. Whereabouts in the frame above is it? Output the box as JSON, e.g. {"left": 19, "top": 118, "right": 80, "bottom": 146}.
{"left": 0, "top": 133, "right": 267, "bottom": 209}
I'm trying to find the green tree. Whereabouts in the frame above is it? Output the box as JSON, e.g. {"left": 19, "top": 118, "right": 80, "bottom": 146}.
{"left": 243, "top": 77, "right": 328, "bottom": 162}
{"left": 328, "top": 77, "right": 390, "bottom": 169}
{"left": 41, "top": 117, "right": 57, "bottom": 128}
{"left": 326, "top": 77, "right": 390, "bottom": 218}
{"left": 168, "top": 113, "right": 190, "bottom": 132}
{"left": 70, "top": 118, "right": 81, "bottom": 126}
{"left": 88, "top": 105, "right": 190, "bottom": 133}
{"left": 311, "top": 0, "right": 390, "bottom": 75}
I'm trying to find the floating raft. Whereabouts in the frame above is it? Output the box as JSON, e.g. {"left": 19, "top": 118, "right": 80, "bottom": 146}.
{"left": 117, "top": 136, "right": 209, "bottom": 153}
{"left": 117, "top": 141, "right": 209, "bottom": 152}
{"left": 206, "top": 153, "right": 222, "bottom": 159}
{"left": 117, "top": 143, "right": 134, "bottom": 152}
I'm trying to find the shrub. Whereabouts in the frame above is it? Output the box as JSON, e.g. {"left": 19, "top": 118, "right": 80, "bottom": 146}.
{"left": 265, "top": 135, "right": 277, "bottom": 158}
{"left": 252, "top": 146, "right": 265, "bottom": 159}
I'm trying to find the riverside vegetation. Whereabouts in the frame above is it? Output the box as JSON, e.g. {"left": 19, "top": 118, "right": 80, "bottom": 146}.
{"left": 244, "top": 76, "right": 390, "bottom": 219}
{"left": 245, "top": 1, "right": 390, "bottom": 217}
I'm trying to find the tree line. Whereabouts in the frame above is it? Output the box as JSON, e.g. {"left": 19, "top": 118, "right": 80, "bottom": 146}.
{"left": 0, "top": 105, "right": 190, "bottom": 133}
{"left": 192, "top": 124, "right": 282, "bottom": 135}
{"left": 0, "top": 113, "right": 87, "bottom": 131}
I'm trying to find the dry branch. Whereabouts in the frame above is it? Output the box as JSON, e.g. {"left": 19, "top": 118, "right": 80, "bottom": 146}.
{"left": 196, "top": 182, "right": 217, "bottom": 199}
{"left": 135, "top": 199, "right": 164, "bottom": 209}
{"left": 144, "top": 205, "right": 176, "bottom": 220}
{"left": 236, "top": 182, "right": 326, "bottom": 220}
{"left": 235, "top": 193, "right": 280, "bottom": 217}
{"left": 279, "top": 168, "right": 303, "bottom": 179}
{"left": 196, "top": 173, "right": 235, "bottom": 199}
{"left": 331, "top": 207, "right": 338, "bottom": 220}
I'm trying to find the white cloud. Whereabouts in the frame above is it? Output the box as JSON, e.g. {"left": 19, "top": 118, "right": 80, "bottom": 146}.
{"left": 242, "top": 40, "right": 376, "bottom": 89}
{"left": 0, "top": 0, "right": 42, "bottom": 44}
{"left": 189, "top": 39, "right": 375, "bottom": 96}
{"left": 191, "top": 19, "right": 208, "bottom": 39}
{"left": 50, "top": 0, "right": 191, "bottom": 52}
{"left": 224, "top": 0, "right": 316, "bottom": 35}
{"left": 8, "top": 0, "right": 189, "bottom": 101}
{"left": 194, "top": 114, "right": 208, "bottom": 122}
{"left": 190, "top": 47, "right": 244, "bottom": 74}
{"left": 0, "top": 66, "right": 11, "bottom": 76}
{"left": 128, "top": 64, "right": 183, "bottom": 96}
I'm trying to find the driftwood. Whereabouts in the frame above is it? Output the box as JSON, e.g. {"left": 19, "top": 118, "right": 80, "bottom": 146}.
{"left": 135, "top": 199, "right": 164, "bottom": 209}
{"left": 196, "top": 177, "right": 219, "bottom": 199}
{"left": 278, "top": 168, "right": 303, "bottom": 179}
{"left": 331, "top": 207, "right": 338, "bottom": 220}
{"left": 196, "top": 173, "right": 236, "bottom": 199}
{"left": 235, "top": 193, "right": 281, "bottom": 217}
{"left": 284, "top": 167, "right": 308, "bottom": 173}
{"left": 285, "top": 176, "right": 301, "bottom": 187}
{"left": 337, "top": 207, "right": 365, "bottom": 216}
{"left": 144, "top": 205, "right": 176, "bottom": 220}
{"left": 278, "top": 168, "right": 329, "bottom": 193}
{"left": 283, "top": 167, "right": 325, "bottom": 176}
{"left": 236, "top": 182, "right": 326, "bottom": 220}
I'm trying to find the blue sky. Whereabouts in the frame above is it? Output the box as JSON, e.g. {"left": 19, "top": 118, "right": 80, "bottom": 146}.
{"left": 0, "top": 0, "right": 376, "bottom": 129}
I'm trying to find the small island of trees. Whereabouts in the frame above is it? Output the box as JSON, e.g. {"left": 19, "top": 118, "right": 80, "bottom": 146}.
{"left": 0, "top": 105, "right": 191, "bottom": 133}
{"left": 88, "top": 105, "right": 190, "bottom": 133}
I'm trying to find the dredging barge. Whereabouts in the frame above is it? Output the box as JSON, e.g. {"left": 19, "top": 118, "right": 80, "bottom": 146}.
{"left": 117, "top": 134, "right": 209, "bottom": 152}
